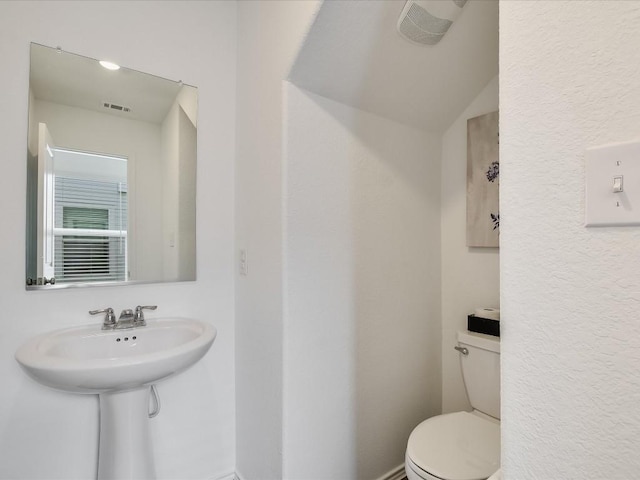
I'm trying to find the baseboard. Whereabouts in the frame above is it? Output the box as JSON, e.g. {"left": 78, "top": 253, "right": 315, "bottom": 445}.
{"left": 232, "top": 465, "right": 405, "bottom": 480}
{"left": 210, "top": 472, "right": 237, "bottom": 480}
{"left": 375, "top": 463, "right": 406, "bottom": 480}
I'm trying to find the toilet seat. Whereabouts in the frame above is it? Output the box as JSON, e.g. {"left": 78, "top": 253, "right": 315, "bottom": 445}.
{"left": 406, "top": 411, "right": 500, "bottom": 480}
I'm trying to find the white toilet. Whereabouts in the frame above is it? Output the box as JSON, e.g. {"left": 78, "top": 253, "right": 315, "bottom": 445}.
{"left": 405, "top": 331, "right": 501, "bottom": 480}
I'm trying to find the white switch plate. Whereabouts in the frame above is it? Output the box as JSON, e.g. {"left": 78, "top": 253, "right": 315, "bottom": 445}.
{"left": 585, "top": 140, "right": 640, "bottom": 227}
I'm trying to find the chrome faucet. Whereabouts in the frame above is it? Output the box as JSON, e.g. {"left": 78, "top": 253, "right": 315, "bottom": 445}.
{"left": 133, "top": 305, "right": 157, "bottom": 326}
{"left": 90, "top": 305, "right": 157, "bottom": 330}
{"left": 89, "top": 307, "right": 117, "bottom": 330}
{"left": 116, "top": 309, "right": 136, "bottom": 329}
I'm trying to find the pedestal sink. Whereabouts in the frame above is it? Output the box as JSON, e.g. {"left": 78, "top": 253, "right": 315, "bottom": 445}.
{"left": 15, "top": 318, "right": 216, "bottom": 480}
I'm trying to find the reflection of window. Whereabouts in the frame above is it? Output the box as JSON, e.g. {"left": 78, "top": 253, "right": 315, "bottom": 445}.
{"left": 54, "top": 177, "right": 127, "bottom": 283}
{"left": 63, "top": 206, "right": 109, "bottom": 229}
{"left": 62, "top": 207, "right": 110, "bottom": 279}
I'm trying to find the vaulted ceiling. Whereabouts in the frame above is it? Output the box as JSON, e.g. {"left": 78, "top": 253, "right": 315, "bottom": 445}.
{"left": 289, "top": 0, "right": 498, "bottom": 132}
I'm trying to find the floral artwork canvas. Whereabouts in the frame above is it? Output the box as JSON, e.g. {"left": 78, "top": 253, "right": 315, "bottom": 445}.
{"left": 467, "top": 111, "right": 499, "bottom": 248}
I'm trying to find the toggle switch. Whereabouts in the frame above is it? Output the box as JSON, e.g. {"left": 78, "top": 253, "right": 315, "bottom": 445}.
{"left": 585, "top": 140, "right": 640, "bottom": 226}
{"left": 613, "top": 175, "right": 624, "bottom": 193}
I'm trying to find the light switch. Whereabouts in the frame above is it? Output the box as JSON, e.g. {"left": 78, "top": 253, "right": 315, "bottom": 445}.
{"left": 613, "top": 175, "right": 624, "bottom": 193}
{"left": 585, "top": 140, "right": 640, "bottom": 226}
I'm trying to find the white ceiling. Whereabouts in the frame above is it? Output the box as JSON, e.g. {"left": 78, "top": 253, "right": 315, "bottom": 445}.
{"left": 30, "top": 43, "right": 182, "bottom": 124}
{"left": 288, "top": 0, "right": 498, "bottom": 133}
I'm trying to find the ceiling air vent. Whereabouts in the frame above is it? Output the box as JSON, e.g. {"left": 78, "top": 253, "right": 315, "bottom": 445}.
{"left": 102, "top": 101, "right": 132, "bottom": 113}
{"left": 397, "top": 0, "right": 467, "bottom": 45}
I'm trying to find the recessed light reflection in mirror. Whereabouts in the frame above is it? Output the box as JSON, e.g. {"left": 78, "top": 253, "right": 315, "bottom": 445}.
{"left": 99, "top": 60, "right": 121, "bottom": 71}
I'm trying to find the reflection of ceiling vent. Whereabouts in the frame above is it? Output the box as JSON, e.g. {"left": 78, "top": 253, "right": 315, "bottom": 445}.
{"left": 397, "top": 0, "right": 467, "bottom": 45}
{"left": 102, "top": 101, "right": 132, "bottom": 113}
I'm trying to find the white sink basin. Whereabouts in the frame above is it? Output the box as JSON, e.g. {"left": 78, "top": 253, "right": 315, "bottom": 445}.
{"left": 16, "top": 317, "right": 216, "bottom": 393}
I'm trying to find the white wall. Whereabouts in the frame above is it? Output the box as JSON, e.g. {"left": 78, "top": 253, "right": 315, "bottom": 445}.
{"left": 234, "top": 2, "right": 320, "bottom": 478}
{"left": 0, "top": 2, "right": 236, "bottom": 479}
{"left": 161, "top": 98, "right": 181, "bottom": 281}
{"left": 177, "top": 107, "right": 197, "bottom": 281}
{"left": 441, "top": 76, "right": 499, "bottom": 413}
{"left": 501, "top": 1, "right": 640, "bottom": 478}
{"left": 34, "top": 99, "right": 164, "bottom": 281}
{"left": 283, "top": 85, "right": 442, "bottom": 480}
{"left": 160, "top": 88, "right": 197, "bottom": 282}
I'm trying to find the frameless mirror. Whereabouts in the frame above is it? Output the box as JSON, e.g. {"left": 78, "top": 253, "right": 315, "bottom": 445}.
{"left": 26, "top": 43, "right": 197, "bottom": 289}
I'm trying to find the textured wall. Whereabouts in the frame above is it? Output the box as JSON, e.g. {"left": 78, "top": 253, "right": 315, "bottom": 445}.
{"left": 0, "top": 2, "right": 236, "bottom": 479}
{"left": 441, "top": 76, "right": 499, "bottom": 413}
{"left": 234, "top": 2, "right": 320, "bottom": 478}
{"left": 283, "top": 85, "right": 442, "bottom": 480}
{"left": 501, "top": 1, "right": 640, "bottom": 478}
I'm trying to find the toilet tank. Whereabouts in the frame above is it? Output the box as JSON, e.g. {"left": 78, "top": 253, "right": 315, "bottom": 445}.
{"left": 457, "top": 331, "right": 500, "bottom": 419}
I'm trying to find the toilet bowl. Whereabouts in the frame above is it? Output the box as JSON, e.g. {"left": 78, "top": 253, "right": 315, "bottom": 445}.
{"left": 405, "top": 331, "right": 500, "bottom": 480}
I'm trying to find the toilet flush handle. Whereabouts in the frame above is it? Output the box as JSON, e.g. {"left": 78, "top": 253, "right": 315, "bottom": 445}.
{"left": 454, "top": 346, "right": 469, "bottom": 355}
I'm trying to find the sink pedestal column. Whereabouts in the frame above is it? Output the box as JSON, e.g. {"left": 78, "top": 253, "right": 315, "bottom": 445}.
{"left": 98, "top": 387, "right": 155, "bottom": 480}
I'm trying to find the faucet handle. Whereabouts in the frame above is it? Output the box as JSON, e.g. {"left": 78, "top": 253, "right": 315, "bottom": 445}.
{"left": 89, "top": 307, "right": 116, "bottom": 330}
{"left": 134, "top": 305, "right": 157, "bottom": 325}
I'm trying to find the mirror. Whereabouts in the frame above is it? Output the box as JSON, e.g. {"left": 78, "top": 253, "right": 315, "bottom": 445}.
{"left": 26, "top": 43, "right": 197, "bottom": 289}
